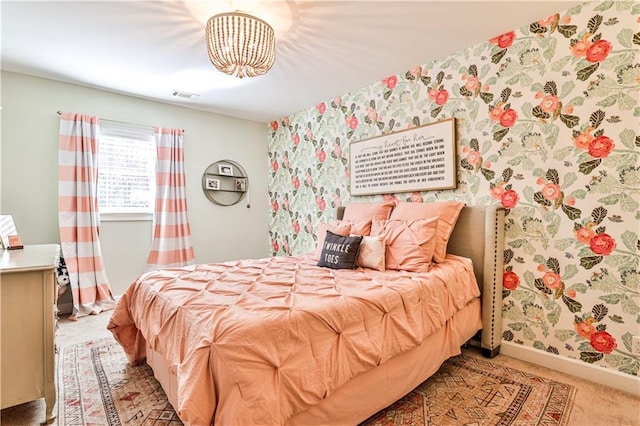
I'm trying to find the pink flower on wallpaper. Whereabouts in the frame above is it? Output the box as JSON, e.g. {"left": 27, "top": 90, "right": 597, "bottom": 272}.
{"left": 292, "top": 221, "right": 300, "bottom": 234}
{"left": 503, "top": 271, "right": 520, "bottom": 290}
{"left": 292, "top": 176, "right": 300, "bottom": 190}
{"left": 490, "top": 185, "right": 505, "bottom": 200}
{"left": 541, "top": 183, "right": 561, "bottom": 200}
{"left": 575, "top": 227, "right": 595, "bottom": 245}
{"left": 490, "top": 31, "right": 516, "bottom": 49}
{"left": 332, "top": 142, "right": 342, "bottom": 158}
{"left": 590, "top": 233, "right": 616, "bottom": 256}
{"left": 346, "top": 116, "right": 358, "bottom": 130}
{"left": 283, "top": 197, "right": 290, "bottom": 211}
{"left": 305, "top": 128, "right": 314, "bottom": 140}
{"left": 573, "top": 132, "right": 593, "bottom": 151}
{"left": 501, "top": 189, "right": 519, "bottom": 208}
{"left": 588, "top": 135, "right": 615, "bottom": 158}
{"left": 590, "top": 331, "right": 617, "bottom": 354}
{"left": 435, "top": 89, "right": 449, "bottom": 105}
{"left": 499, "top": 109, "right": 518, "bottom": 128}
{"left": 283, "top": 239, "right": 290, "bottom": 254}
{"left": 282, "top": 117, "right": 290, "bottom": 127}
{"left": 465, "top": 76, "right": 480, "bottom": 92}
{"left": 271, "top": 240, "right": 279, "bottom": 253}
{"left": 538, "top": 14, "right": 558, "bottom": 27}
{"left": 383, "top": 75, "right": 398, "bottom": 89}
{"left": 489, "top": 106, "right": 504, "bottom": 122}
{"left": 566, "top": 289, "right": 577, "bottom": 298}
{"left": 409, "top": 66, "right": 423, "bottom": 77}
{"left": 292, "top": 133, "right": 300, "bottom": 145}
{"left": 575, "top": 321, "right": 595, "bottom": 340}
{"left": 409, "top": 192, "right": 423, "bottom": 202}
{"left": 305, "top": 173, "right": 314, "bottom": 186}
{"left": 272, "top": 200, "right": 279, "bottom": 212}
{"left": 428, "top": 88, "right": 439, "bottom": 101}
{"left": 317, "top": 149, "right": 327, "bottom": 162}
{"left": 539, "top": 95, "right": 559, "bottom": 113}
{"left": 466, "top": 150, "right": 482, "bottom": 166}
{"left": 542, "top": 271, "right": 562, "bottom": 289}
{"left": 333, "top": 193, "right": 343, "bottom": 207}
{"left": 333, "top": 97, "right": 342, "bottom": 106}
{"left": 316, "top": 102, "right": 326, "bottom": 114}
{"left": 316, "top": 197, "right": 326, "bottom": 211}
{"left": 271, "top": 160, "right": 279, "bottom": 172}
{"left": 270, "top": 121, "right": 279, "bottom": 132}
{"left": 586, "top": 39, "right": 612, "bottom": 63}
{"left": 367, "top": 107, "right": 378, "bottom": 122}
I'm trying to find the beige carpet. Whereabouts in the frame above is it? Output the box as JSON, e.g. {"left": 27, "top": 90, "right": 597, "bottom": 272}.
{"left": 1, "top": 311, "right": 639, "bottom": 425}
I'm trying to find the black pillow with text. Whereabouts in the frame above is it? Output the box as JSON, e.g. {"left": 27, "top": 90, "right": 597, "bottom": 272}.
{"left": 317, "top": 230, "right": 363, "bottom": 269}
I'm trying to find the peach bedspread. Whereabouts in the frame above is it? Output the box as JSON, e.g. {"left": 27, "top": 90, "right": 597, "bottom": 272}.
{"left": 108, "top": 254, "right": 480, "bottom": 425}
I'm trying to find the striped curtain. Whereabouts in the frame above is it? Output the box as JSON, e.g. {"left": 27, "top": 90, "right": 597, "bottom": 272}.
{"left": 58, "top": 112, "right": 115, "bottom": 320}
{"left": 145, "top": 127, "right": 195, "bottom": 271}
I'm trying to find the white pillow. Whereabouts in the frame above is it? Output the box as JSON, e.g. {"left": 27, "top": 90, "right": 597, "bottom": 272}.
{"left": 355, "top": 234, "right": 386, "bottom": 271}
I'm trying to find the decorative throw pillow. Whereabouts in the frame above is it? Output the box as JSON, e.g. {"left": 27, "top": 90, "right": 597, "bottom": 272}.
{"left": 344, "top": 219, "right": 373, "bottom": 236}
{"left": 313, "top": 221, "right": 352, "bottom": 260}
{"left": 317, "top": 231, "right": 363, "bottom": 269}
{"left": 343, "top": 201, "right": 395, "bottom": 221}
{"left": 355, "top": 234, "right": 386, "bottom": 271}
{"left": 371, "top": 218, "right": 438, "bottom": 272}
{"left": 390, "top": 201, "right": 465, "bottom": 263}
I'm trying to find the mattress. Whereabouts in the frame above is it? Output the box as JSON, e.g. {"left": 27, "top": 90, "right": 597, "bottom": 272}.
{"left": 108, "top": 253, "right": 480, "bottom": 425}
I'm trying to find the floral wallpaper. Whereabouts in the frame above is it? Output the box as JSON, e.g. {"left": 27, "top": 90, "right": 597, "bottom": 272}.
{"left": 267, "top": 1, "right": 640, "bottom": 376}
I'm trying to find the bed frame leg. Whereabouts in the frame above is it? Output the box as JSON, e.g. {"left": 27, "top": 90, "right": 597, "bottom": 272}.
{"left": 482, "top": 346, "right": 501, "bottom": 358}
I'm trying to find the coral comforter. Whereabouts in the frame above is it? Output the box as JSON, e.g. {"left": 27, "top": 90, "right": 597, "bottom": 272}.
{"left": 108, "top": 254, "right": 480, "bottom": 425}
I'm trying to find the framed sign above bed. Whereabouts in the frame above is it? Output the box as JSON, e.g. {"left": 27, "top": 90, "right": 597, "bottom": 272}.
{"left": 349, "top": 118, "right": 456, "bottom": 196}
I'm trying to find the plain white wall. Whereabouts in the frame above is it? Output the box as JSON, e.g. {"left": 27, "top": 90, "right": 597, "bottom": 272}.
{"left": 1, "top": 71, "right": 270, "bottom": 295}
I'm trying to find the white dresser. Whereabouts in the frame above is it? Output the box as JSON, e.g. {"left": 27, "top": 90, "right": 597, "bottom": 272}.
{"left": 0, "top": 244, "right": 59, "bottom": 423}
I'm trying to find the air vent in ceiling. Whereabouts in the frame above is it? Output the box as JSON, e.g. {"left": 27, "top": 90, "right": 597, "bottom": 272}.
{"left": 172, "top": 90, "right": 200, "bottom": 100}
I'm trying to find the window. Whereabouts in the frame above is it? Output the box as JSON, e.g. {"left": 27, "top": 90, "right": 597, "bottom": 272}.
{"left": 98, "top": 123, "right": 156, "bottom": 221}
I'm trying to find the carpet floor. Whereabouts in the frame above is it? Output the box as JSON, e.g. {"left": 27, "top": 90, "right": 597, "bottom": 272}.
{"left": 52, "top": 337, "right": 575, "bottom": 426}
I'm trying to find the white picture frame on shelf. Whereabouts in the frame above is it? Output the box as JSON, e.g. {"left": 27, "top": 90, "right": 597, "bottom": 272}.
{"left": 235, "top": 178, "right": 246, "bottom": 192}
{"left": 218, "top": 163, "right": 234, "bottom": 176}
{"left": 205, "top": 177, "right": 220, "bottom": 190}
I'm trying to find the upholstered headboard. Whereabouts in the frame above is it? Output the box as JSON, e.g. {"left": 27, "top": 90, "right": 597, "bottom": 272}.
{"left": 336, "top": 204, "right": 505, "bottom": 358}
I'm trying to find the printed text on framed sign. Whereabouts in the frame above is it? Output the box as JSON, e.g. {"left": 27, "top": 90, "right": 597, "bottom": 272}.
{"left": 349, "top": 118, "right": 456, "bottom": 196}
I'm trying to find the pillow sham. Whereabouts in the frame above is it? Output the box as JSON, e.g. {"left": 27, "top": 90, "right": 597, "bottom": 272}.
{"left": 317, "top": 231, "right": 363, "bottom": 269}
{"left": 343, "top": 219, "right": 373, "bottom": 236}
{"left": 390, "top": 201, "right": 465, "bottom": 263}
{"left": 313, "top": 221, "right": 352, "bottom": 260}
{"left": 342, "top": 201, "right": 395, "bottom": 221}
{"left": 355, "top": 234, "right": 386, "bottom": 271}
{"left": 371, "top": 218, "right": 438, "bottom": 272}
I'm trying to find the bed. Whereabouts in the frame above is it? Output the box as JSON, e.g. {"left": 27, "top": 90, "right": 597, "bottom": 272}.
{"left": 108, "top": 203, "right": 505, "bottom": 425}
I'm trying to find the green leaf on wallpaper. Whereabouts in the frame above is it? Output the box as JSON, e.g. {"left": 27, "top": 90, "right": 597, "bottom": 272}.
{"left": 559, "top": 81, "right": 575, "bottom": 100}
{"left": 480, "top": 168, "right": 495, "bottom": 181}
{"left": 580, "top": 351, "right": 603, "bottom": 364}
{"left": 562, "top": 295, "right": 582, "bottom": 313}
{"left": 622, "top": 332, "right": 633, "bottom": 352}
{"left": 580, "top": 256, "right": 603, "bottom": 269}
{"left": 599, "top": 294, "right": 621, "bottom": 304}
{"left": 561, "top": 204, "right": 581, "bottom": 220}
{"left": 533, "top": 340, "right": 546, "bottom": 351}
{"left": 596, "top": 95, "right": 617, "bottom": 108}
{"left": 593, "top": 1, "right": 613, "bottom": 12}
{"left": 532, "top": 105, "right": 550, "bottom": 120}
{"left": 592, "top": 304, "right": 608, "bottom": 322}
{"left": 598, "top": 194, "right": 619, "bottom": 205}
{"left": 505, "top": 75, "right": 520, "bottom": 86}
{"left": 587, "top": 15, "right": 603, "bottom": 34}
{"left": 491, "top": 48, "right": 507, "bottom": 64}
{"left": 620, "top": 193, "right": 640, "bottom": 213}
{"left": 508, "top": 322, "right": 526, "bottom": 331}
{"left": 509, "top": 239, "right": 526, "bottom": 249}
{"left": 570, "top": 189, "right": 587, "bottom": 200}
{"left": 578, "top": 159, "right": 601, "bottom": 174}
{"left": 592, "top": 206, "right": 607, "bottom": 224}
{"left": 554, "top": 238, "right": 574, "bottom": 251}
{"left": 493, "top": 128, "right": 509, "bottom": 142}
{"left": 554, "top": 329, "right": 576, "bottom": 341}
{"left": 577, "top": 63, "right": 599, "bottom": 81}
{"left": 621, "top": 230, "right": 638, "bottom": 252}
{"left": 551, "top": 56, "right": 571, "bottom": 72}
{"left": 603, "top": 355, "right": 631, "bottom": 370}
{"left": 501, "top": 87, "right": 512, "bottom": 102}
{"left": 589, "top": 110, "right": 605, "bottom": 128}
{"left": 529, "top": 22, "right": 547, "bottom": 34}
{"left": 634, "top": 31, "right": 640, "bottom": 46}
{"left": 563, "top": 264, "right": 579, "bottom": 280}
{"left": 562, "top": 172, "right": 577, "bottom": 188}
{"left": 543, "top": 44, "right": 556, "bottom": 62}
{"left": 617, "top": 28, "right": 634, "bottom": 48}
{"left": 621, "top": 294, "right": 640, "bottom": 315}
{"left": 553, "top": 146, "right": 574, "bottom": 161}
{"left": 617, "top": 93, "right": 636, "bottom": 111}
{"left": 543, "top": 81, "right": 558, "bottom": 96}
{"left": 619, "top": 129, "right": 636, "bottom": 149}
{"left": 560, "top": 114, "right": 579, "bottom": 128}
{"left": 430, "top": 106, "right": 443, "bottom": 118}
{"left": 557, "top": 25, "right": 577, "bottom": 38}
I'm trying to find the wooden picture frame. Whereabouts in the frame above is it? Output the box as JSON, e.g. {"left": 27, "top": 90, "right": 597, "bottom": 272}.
{"left": 349, "top": 118, "right": 456, "bottom": 196}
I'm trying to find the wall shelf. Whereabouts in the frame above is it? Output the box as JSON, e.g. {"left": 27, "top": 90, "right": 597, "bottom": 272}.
{"left": 201, "top": 160, "right": 248, "bottom": 206}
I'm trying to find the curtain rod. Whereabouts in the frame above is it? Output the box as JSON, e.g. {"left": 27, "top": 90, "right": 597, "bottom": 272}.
{"left": 56, "top": 111, "right": 185, "bottom": 132}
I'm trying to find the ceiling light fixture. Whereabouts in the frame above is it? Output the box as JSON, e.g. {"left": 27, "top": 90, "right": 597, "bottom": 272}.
{"left": 205, "top": 11, "right": 276, "bottom": 79}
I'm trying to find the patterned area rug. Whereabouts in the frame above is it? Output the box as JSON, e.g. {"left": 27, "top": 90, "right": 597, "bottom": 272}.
{"left": 56, "top": 338, "right": 575, "bottom": 425}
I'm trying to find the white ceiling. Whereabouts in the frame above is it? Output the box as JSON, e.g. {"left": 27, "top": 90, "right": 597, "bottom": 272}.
{"left": 1, "top": 1, "right": 583, "bottom": 123}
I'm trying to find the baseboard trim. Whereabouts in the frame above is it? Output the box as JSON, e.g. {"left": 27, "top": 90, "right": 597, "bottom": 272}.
{"left": 501, "top": 341, "right": 640, "bottom": 396}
